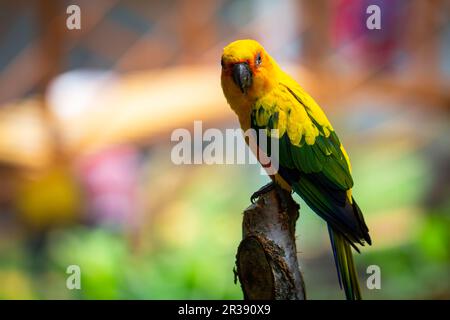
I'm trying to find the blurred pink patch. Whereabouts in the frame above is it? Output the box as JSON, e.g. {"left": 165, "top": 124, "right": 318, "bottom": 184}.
{"left": 77, "top": 145, "right": 140, "bottom": 229}
{"left": 331, "top": 0, "right": 406, "bottom": 68}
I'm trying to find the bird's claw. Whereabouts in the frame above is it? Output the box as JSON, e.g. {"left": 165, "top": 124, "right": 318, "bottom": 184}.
{"left": 250, "top": 182, "right": 275, "bottom": 203}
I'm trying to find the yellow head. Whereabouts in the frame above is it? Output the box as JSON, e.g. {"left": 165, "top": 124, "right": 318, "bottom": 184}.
{"left": 221, "top": 40, "right": 279, "bottom": 111}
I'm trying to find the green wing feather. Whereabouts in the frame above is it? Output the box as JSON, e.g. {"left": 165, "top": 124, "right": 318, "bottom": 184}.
{"left": 251, "top": 85, "right": 370, "bottom": 242}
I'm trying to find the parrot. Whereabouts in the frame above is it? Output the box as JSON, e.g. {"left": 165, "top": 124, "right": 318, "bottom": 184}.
{"left": 220, "top": 39, "right": 371, "bottom": 300}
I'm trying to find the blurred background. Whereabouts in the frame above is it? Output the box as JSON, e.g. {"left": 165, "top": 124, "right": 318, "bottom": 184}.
{"left": 0, "top": 0, "right": 449, "bottom": 299}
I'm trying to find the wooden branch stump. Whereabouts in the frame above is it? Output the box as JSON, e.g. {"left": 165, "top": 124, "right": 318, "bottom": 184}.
{"left": 235, "top": 185, "right": 306, "bottom": 300}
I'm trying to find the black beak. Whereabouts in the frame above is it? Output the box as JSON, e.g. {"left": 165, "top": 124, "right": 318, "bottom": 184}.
{"left": 232, "top": 63, "right": 252, "bottom": 94}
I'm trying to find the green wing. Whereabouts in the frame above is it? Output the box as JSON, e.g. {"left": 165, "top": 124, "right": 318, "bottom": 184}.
{"left": 250, "top": 85, "right": 370, "bottom": 246}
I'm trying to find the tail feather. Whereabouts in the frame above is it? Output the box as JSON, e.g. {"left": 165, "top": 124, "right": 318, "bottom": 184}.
{"left": 328, "top": 225, "right": 362, "bottom": 300}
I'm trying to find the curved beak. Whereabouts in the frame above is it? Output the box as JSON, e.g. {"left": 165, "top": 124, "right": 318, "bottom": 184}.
{"left": 232, "top": 62, "right": 252, "bottom": 94}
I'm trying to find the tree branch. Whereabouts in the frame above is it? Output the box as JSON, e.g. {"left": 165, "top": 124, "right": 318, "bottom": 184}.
{"left": 235, "top": 185, "right": 306, "bottom": 300}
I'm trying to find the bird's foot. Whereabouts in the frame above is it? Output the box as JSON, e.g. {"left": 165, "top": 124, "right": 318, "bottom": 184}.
{"left": 250, "top": 181, "right": 275, "bottom": 203}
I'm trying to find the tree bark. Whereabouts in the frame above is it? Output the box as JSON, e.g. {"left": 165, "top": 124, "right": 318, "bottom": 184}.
{"left": 235, "top": 185, "right": 306, "bottom": 300}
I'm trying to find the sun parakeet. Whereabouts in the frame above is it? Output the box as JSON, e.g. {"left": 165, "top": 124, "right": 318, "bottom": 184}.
{"left": 221, "top": 39, "right": 371, "bottom": 300}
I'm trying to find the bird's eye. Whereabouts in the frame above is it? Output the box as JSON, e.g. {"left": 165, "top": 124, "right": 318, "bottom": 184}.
{"left": 255, "top": 52, "right": 262, "bottom": 66}
{"left": 221, "top": 58, "right": 225, "bottom": 67}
